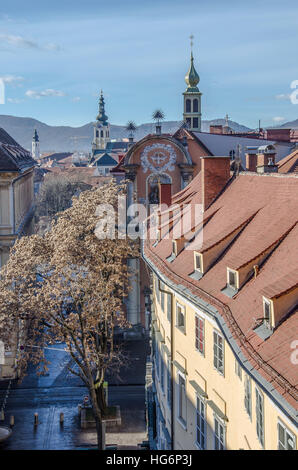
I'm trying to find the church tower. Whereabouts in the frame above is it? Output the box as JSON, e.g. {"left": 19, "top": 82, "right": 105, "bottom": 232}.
{"left": 183, "top": 36, "right": 202, "bottom": 132}
{"left": 92, "top": 90, "right": 110, "bottom": 151}
{"left": 32, "top": 128, "right": 40, "bottom": 160}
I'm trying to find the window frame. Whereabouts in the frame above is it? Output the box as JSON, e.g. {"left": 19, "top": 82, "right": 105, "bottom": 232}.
{"left": 167, "top": 359, "right": 171, "bottom": 409}
{"left": 227, "top": 268, "right": 237, "bottom": 289}
{"left": 235, "top": 358, "right": 242, "bottom": 380}
{"left": 263, "top": 296, "right": 272, "bottom": 328}
{"left": 176, "top": 301, "right": 186, "bottom": 332}
{"left": 194, "top": 252, "right": 202, "bottom": 273}
{"left": 255, "top": 387, "right": 265, "bottom": 448}
{"left": 177, "top": 372, "right": 187, "bottom": 428}
{"left": 213, "top": 330, "right": 225, "bottom": 376}
{"left": 244, "top": 374, "right": 252, "bottom": 419}
{"left": 195, "top": 314, "right": 205, "bottom": 356}
{"left": 214, "top": 414, "right": 226, "bottom": 450}
{"left": 277, "top": 420, "right": 296, "bottom": 450}
{"left": 195, "top": 395, "right": 206, "bottom": 450}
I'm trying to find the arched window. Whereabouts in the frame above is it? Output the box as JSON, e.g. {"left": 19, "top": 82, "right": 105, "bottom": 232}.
{"left": 193, "top": 99, "right": 198, "bottom": 113}
{"left": 101, "top": 130, "right": 104, "bottom": 138}
{"left": 186, "top": 99, "right": 191, "bottom": 113}
{"left": 96, "top": 130, "right": 99, "bottom": 138}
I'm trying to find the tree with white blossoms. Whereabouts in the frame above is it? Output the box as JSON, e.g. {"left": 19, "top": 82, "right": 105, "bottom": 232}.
{"left": 0, "top": 180, "right": 138, "bottom": 449}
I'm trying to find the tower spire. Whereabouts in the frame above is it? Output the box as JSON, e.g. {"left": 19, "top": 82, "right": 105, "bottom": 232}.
{"left": 182, "top": 35, "right": 202, "bottom": 132}
{"left": 96, "top": 90, "right": 108, "bottom": 125}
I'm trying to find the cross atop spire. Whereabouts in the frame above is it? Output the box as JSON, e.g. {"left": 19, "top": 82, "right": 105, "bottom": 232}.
{"left": 190, "top": 34, "right": 194, "bottom": 53}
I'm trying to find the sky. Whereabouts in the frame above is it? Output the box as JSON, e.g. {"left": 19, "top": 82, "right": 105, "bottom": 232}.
{"left": 0, "top": 0, "right": 298, "bottom": 128}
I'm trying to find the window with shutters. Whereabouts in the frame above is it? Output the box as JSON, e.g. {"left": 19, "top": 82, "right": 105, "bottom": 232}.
{"left": 195, "top": 315, "right": 204, "bottom": 355}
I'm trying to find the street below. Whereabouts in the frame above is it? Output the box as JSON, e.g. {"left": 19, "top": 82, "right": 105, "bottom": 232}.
{"left": 0, "top": 338, "right": 149, "bottom": 450}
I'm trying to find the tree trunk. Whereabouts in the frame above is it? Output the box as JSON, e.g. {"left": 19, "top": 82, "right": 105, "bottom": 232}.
{"left": 89, "top": 386, "right": 104, "bottom": 450}
{"left": 96, "top": 383, "right": 107, "bottom": 415}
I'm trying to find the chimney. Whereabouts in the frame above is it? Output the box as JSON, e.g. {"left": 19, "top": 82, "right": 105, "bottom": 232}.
{"left": 245, "top": 146, "right": 258, "bottom": 172}
{"left": 201, "top": 156, "right": 231, "bottom": 211}
{"left": 159, "top": 183, "right": 172, "bottom": 207}
{"left": 156, "top": 124, "right": 162, "bottom": 136}
{"left": 210, "top": 125, "right": 223, "bottom": 135}
{"left": 256, "top": 145, "right": 277, "bottom": 173}
{"left": 265, "top": 128, "right": 291, "bottom": 142}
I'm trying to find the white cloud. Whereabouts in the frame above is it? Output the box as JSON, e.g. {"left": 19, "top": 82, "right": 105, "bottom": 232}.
{"left": 7, "top": 98, "right": 24, "bottom": 104}
{"left": 44, "top": 43, "right": 61, "bottom": 52}
{"left": 275, "top": 93, "right": 291, "bottom": 100}
{"left": 0, "top": 75, "right": 24, "bottom": 85}
{"left": 0, "top": 34, "right": 39, "bottom": 49}
{"left": 25, "top": 89, "right": 66, "bottom": 99}
{"left": 71, "top": 96, "right": 81, "bottom": 102}
{"left": 0, "top": 34, "right": 60, "bottom": 51}
{"left": 272, "top": 116, "right": 285, "bottom": 123}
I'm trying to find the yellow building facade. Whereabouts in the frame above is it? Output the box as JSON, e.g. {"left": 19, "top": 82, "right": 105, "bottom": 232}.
{"left": 149, "top": 273, "right": 297, "bottom": 450}
{"left": 0, "top": 128, "right": 35, "bottom": 379}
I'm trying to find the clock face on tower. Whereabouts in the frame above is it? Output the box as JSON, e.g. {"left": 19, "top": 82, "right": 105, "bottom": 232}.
{"left": 140, "top": 143, "right": 177, "bottom": 174}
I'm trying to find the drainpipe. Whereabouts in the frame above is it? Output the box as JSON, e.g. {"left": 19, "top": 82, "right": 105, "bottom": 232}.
{"left": 158, "top": 280, "right": 174, "bottom": 450}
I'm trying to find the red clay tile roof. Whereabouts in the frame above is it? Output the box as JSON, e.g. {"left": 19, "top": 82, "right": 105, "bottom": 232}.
{"left": 260, "top": 268, "right": 298, "bottom": 299}
{"left": 278, "top": 149, "right": 298, "bottom": 174}
{"left": 144, "top": 171, "right": 298, "bottom": 410}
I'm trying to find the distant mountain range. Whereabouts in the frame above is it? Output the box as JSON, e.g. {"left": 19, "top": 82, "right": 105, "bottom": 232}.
{"left": 0, "top": 114, "right": 297, "bottom": 152}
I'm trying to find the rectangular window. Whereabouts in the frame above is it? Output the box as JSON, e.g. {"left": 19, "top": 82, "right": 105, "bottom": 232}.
{"left": 263, "top": 298, "right": 271, "bottom": 326}
{"left": 214, "top": 416, "right": 225, "bottom": 450}
{"left": 213, "top": 331, "right": 224, "bottom": 375}
{"left": 155, "top": 276, "right": 160, "bottom": 305}
{"left": 167, "top": 293, "right": 171, "bottom": 322}
{"left": 172, "top": 241, "right": 176, "bottom": 256}
{"left": 278, "top": 421, "right": 296, "bottom": 450}
{"left": 256, "top": 388, "right": 265, "bottom": 447}
{"left": 160, "top": 352, "right": 164, "bottom": 392}
{"left": 161, "top": 289, "right": 165, "bottom": 313}
{"left": 167, "top": 360, "right": 171, "bottom": 408}
{"left": 228, "top": 270, "right": 236, "bottom": 288}
{"left": 155, "top": 347, "right": 160, "bottom": 381}
{"left": 195, "top": 253, "right": 202, "bottom": 272}
{"left": 176, "top": 302, "right": 185, "bottom": 330}
{"left": 193, "top": 117, "right": 199, "bottom": 129}
{"left": 235, "top": 359, "right": 242, "bottom": 380}
{"left": 196, "top": 396, "right": 206, "bottom": 450}
{"left": 244, "top": 374, "right": 252, "bottom": 418}
{"left": 178, "top": 374, "right": 186, "bottom": 425}
{"left": 195, "top": 315, "right": 204, "bottom": 355}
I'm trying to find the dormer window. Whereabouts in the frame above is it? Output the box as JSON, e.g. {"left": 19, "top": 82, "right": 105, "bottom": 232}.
{"left": 172, "top": 241, "right": 177, "bottom": 256}
{"left": 268, "top": 157, "right": 273, "bottom": 165}
{"left": 263, "top": 297, "right": 272, "bottom": 328}
{"left": 228, "top": 269, "right": 237, "bottom": 288}
{"left": 194, "top": 252, "right": 202, "bottom": 272}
